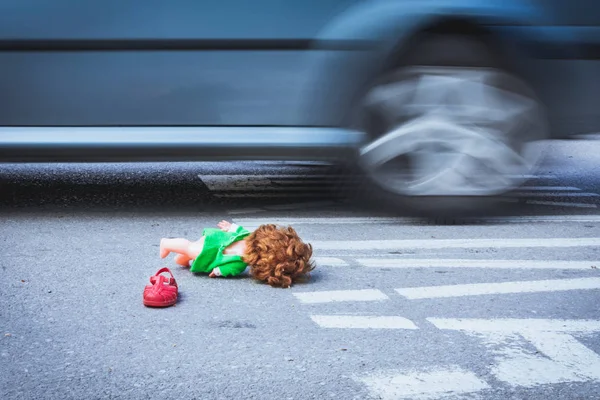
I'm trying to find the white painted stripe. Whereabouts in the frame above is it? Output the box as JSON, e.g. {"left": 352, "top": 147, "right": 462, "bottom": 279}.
{"left": 526, "top": 200, "right": 597, "bottom": 209}
{"left": 235, "top": 217, "right": 410, "bottom": 228}
{"left": 294, "top": 289, "right": 388, "bottom": 304}
{"left": 264, "top": 200, "right": 337, "bottom": 211}
{"left": 310, "top": 315, "right": 418, "bottom": 329}
{"left": 516, "top": 186, "right": 581, "bottom": 191}
{"left": 258, "top": 160, "right": 333, "bottom": 166}
{"left": 227, "top": 202, "right": 338, "bottom": 216}
{"left": 510, "top": 192, "right": 599, "bottom": 198}
{"left": 358, "top": 367, "right": 490, "bottom": 400}
{"left": 236, "top": 217, "right": 409, "bottom": 225}
{"left": 226, "top": 207, "right": 266, "bottom": 215}
{"left": 199, "top": 174, "right": 343, "bottom": 191}
{"left": 517, "top": 331, "right": 600, "bottom": 383}
{"left": 429, "top": 318, "right": 600, "bottom": 387}
{"left": 358, "top": 259, "right": 600, "bottom": 270}
{"left": 467, "top": 215, "right": 600, "bottom": 222}
{"left": 396, "top": 277, "right": 600, "bottom": 300}
{"left": 233, "top": 215, "right": 600, "bottom": 227}
{"left": 215, "top": 193, "right": 332, "bottom": 198}
{"left": 311, "top": 237, "right": 600, "bottom": 251}
{"left": 511, "top": 174, "right": 555, "bottom": 179}
{"left": 428, "top": 318, "right": 600, "bottom": 333}
{"left": 216, "top": 187, "right": 332, "bottom": 192}
{"left": 313, "top": 257, "right": 349, "bottom": 267}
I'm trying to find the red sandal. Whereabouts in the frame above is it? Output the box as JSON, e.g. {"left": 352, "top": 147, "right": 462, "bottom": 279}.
{"left": 143, "top": 267, "right": 178, "bottom": 308}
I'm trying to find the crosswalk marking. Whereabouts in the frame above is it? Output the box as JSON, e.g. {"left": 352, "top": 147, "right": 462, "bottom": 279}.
{"left": 313, "top": 257, "right": 349, "bottom": 267}
{"left": 199, "top": 174, "right": 344, "bottom": 191}
{"left": 236, "top": 217, "right": 417, "bottom": 226}
{"left": 395, "top": 277, "right": 600, "bottom": 300}
{"left": 226, "top": 207, "right": 266, "bottom": 215}
{"left": 293, "top": 289, "right": 388, "bottom": 304}
{"left": 508, "top": 191, "right": 599, "bottom": 198}
{"left": 234, "top": 215, "right": 600, "bottom": 229}
{"left": 357, "top": 259, "right": 599, "bottom": 270}
{"left": 201, "top": 174, "right": 560, "bottom": 192}
{"left": 235, "top": 214, "right": 600, "bottom": 229}
{"left": 429, "top": 318, "right": 600, "bottom": 387}
{"left": 357, "top": 366, "right": 490, "bottom": 400}
{"left": 512, "top": 186, "right": 581, "bottom": 191}
{"left": 199, "top": 174, "right": 347, "bottom": 198}
{"left": 262, "top": 200, "right": 340, "bottom": 211}
{"left": 489, "top": 331, "right": 600, "bottom": 387}
{"left": 201, "top": 173, "right": 600, "bottom": 209}
{"left": 227, "top": 200, "right": 340, "bottom": 215}
{"left": 428, "top": 318, "right": 600, "bottom": 333}
{"left": 524, "top": 200, "right": 598, "bottom": 208}
{"left": 272, "top": 209, "right": 600, "bottom": 396}
{"left": 310, "top": 315, "right": 418, "bottom": 329}
{"left": 311, "top": 237, "right": 600, "bottom": 251}
{"left": 215, "top": 193, "right": 333, "bottom": 198}
{"left": 512, "top": 174, "right": 556, "bottom": 179}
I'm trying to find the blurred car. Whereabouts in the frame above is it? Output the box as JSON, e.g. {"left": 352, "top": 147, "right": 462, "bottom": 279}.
{"left": 0, "top": 0, "right": 598, "bottom": 214}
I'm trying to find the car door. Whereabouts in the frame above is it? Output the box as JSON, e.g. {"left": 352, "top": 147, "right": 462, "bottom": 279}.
{"left": 0, "top": 0, "right": 361, "bottom": 126}
{"left": 527, "top": 0, "right": 600, "bottom": 135}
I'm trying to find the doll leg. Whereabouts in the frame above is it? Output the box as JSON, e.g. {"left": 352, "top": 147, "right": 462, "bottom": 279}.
{"left": 160, "top": 237, "right": 205, "bottom": 259}
{"left": 174, "top": 254, "right": 192, "bottom": 267}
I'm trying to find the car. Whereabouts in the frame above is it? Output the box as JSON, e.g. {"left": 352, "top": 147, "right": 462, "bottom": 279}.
{"left": 0, "top": 0, "right": 598, "bottom": 214}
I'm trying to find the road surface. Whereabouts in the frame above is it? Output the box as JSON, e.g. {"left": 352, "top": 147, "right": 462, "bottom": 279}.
{"left": 1, "top": 137, "right": 600, "bottom": 399}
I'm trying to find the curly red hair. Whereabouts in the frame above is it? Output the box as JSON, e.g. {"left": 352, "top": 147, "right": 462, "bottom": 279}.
{"left": 243, "top": 224, "right": 315, "bottom": 288}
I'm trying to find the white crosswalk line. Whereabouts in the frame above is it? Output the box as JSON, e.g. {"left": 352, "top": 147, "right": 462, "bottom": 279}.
{"left": 358, "top": 259, "right": 599, "bottom": 270}
{"left": 513, "top": 186, "right": 581, "bottom": 191}
{"left": 233, "top": 215, "right": 600, "bottom": 228}
{"left": 235, "top": 217, "right": 412, "bottom": 228}
{"left": 509, "top": 192, "right": 599, "bottom": 198}
{"left": 310, "top": 315, "right": 418, "bottom": 329}
{"left": 263, "top": 201, "right": 338, "bottom": 211}
{"left": 199, "top": 174, "right": 346, "bottom": 198}
{"left": 357, "top": 366, "right": 490, "bottom": 400}
{"left": 428, "top": 318, "right": 600, "bottom": 333}
{"left": 395, "top": 277, "right": 600, "bottom": 300}
{"left": 524, "top": 200, "right": 598, "bottom": 208}
{"left": 313, "top": 257, "right": 348, "bottom": 267}
{"left": 199, "top": 174, "right": 341, "bottom": 191}
{"left": 216, "top": 193, "right": 329, "bottom": 198}
{"left": 311, "top": 237, "right": 600, "bottom": 251}
{"left": 226, "top": 207, "right": 266, "bottom": 215}
{"left": 429, "top": 318, "right": 600, "bottom": 387}
{"left": 294, "top": 289, "right": 388, "bottom": 304}
{"left": 513, "top": 174, "right": 556, "bottom": 179}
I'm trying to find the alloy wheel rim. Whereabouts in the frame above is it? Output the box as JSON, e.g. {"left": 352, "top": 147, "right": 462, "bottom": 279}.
{"left": 359, "top": 66, "right": 547, "bottom": 196}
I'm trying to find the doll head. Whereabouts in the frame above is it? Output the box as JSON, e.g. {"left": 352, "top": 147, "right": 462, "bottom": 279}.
{"left": 243, "top": 224, "right": 315, "bottom": 288}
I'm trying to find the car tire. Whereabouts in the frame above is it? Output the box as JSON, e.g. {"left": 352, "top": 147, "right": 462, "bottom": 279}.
{"left": 354, "top": 33, "right": 549, "bottom": 218}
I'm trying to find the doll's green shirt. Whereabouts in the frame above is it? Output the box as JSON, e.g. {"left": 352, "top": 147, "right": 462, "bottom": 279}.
{"left": 190, "top": 224, "right": 251, "bottom": 277}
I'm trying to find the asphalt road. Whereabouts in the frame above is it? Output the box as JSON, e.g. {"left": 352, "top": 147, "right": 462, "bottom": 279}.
{"left": 1, "top": 137, "right": 600, "bottom": 400}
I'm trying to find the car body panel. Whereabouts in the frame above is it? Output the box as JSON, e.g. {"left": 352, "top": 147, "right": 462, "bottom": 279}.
{"left": 0, "top": 126, "right": 364, "bottom": 162}
{"left": 0, "top": 0, "right": 598, "bottom": 162}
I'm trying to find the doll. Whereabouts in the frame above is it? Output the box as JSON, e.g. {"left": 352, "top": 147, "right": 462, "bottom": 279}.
{"left": 159, "top": 220, "right": 314, "bottom": 288}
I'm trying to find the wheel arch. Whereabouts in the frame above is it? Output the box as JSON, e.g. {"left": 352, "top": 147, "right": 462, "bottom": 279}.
{"left": 303, "top": 1, "right": 550, "bottom": 129}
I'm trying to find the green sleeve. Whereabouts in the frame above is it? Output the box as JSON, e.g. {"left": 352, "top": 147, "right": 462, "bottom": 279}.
{"left": 217, "top": 259, "right": 248, "bottom": 277}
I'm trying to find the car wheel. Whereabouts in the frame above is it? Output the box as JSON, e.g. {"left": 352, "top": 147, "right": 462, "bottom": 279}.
{"left": 357, "top": 34, "right": 548, "bottom": 216}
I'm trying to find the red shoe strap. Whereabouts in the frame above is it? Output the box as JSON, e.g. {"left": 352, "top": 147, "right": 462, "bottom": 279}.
{"left": 150, "top": 268, "right": 177, "bottom": 286}
{"left": 154, "top": 267, "right": 174, "bottom": 280}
